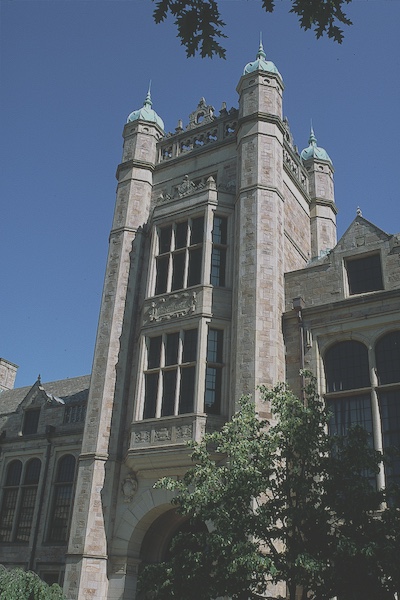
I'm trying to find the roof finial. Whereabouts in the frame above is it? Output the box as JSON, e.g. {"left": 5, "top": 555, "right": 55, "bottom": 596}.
{"left": 356, "top": 206, "right": 362, "bottom": 216}
{"left": 309, "top": 120, "right": 317, "bottom": 146}
{"left": 144, "top": 80, "right": 152, "bottom": 107}
{"left": 257, "top": 32, "right": 266, "bottom": 60}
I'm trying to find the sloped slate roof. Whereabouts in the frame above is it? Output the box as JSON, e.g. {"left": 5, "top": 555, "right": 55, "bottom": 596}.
{"left": 0, "top": 375, "right": 90, "bottom": 416}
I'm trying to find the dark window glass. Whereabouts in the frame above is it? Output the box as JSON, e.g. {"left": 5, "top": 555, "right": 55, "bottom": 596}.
{"left": 159, "top": 225, "right": 172, "bottom": 254}
{"left": 346, "top": 254, "right": 383, "bottom": 295}
{"left": 376, "top": 331, "right": 400, "bottom": 385}
{"left": 183, "top": 329, "right": 198, "bottom": 363}
{"left": 155, "top": 256, "right": 169, "bottom": 295}
{"left": 207, "top": 329, "right": 223, "bottom": 363}
{"left": 144, "top": 373, "right": 158, "bottom": 419}
{"left": 24, "top": 458, "right": 41, "bottom": 485}
{"left": 165, "top": 333, "right": 179, "bottom": 366}
{"left": 205, "top": 367, "right": 222, "bottom": 414}
{"left": 187, "top": 247, "right": 202, "bottom": 287}
{"left": 175, "top": 221, "right": 188, "bottom": 249}
{"left": 324, "top": 341, "right": 370, "bottom": 392}
{"left": 190, "top": 217, "right": 204, "bottom": 245}
{"left": 211, "top": 216, "right": 227, "bottom": 287}
{"left": 205, "top": 329, "right": 223, "bottom": 414}
{"left": 212, "top": 216, "right": 227, "bottom": 245}
{"left": 171, "top": 252, "right": 185, "bottom": 291}
{"left": 379, "top": 390, "right": 400, "bottom": 489}
{"left": 0, "top": 489, "right": 19, "bottom": 542}
{"left": 327, "top": 394, "right": 373, "bottom": 438}
{"left": 143, "top": 329, "right": 198, "bottom": 418}
{"left": 179, "top": 366, "right": 196, "bottom": 413}
{"left": 49, "top": 455, "right": 76, "bottom": 542}
{"left": 211, "top": 247, "right": 226, "bottom": 286}
{"left": 153, "top": 217, "right": 204, "bottom": 296}
{"left": 0, "top": 461, "right": 22, "bottom": 542}
{"left": 5, "top": 460, "right": 22, "bottom": 486}
{"left": 148, "top": 336, "right": 162, "bottom": 369}
{"left": 23, "top": 409, "right": 40, "bottom": 435}
{"left": 15, "top": 458, "right": 41, "bottom": 543}
{"left": 57, "top": 455, "right": 76, "bottom": 483}
{"left": 63, "top": 404, "right": 86, "bottom": 424}
{"left": 161, "top": 370, "right": 177, "bottom": 416}
{"left": 16, "top": 487, "right": 38, "bottom": 542}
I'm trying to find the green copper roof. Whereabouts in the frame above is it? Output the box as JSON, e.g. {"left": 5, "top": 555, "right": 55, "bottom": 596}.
{"left": 300, "top": 126, "right": 332, "bottom": 164}
{"left": 127, "top": 88, "right": 164, "bottom": 131}
{"left": 243, "top": 40, "right": 282, "bottom": 80}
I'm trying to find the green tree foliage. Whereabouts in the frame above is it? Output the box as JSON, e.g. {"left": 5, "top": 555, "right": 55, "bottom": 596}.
{"left": 152, "top": 0, "right": 353, "bottom": 58}
{"left": 138, "top": 373, "right": 400, "bottom": 600}
{"left": 0, "top": 566, "right": 66, "bottom": 600}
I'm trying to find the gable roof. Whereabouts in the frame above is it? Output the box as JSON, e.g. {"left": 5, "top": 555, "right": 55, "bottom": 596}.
{"left": 335, "top": 215, "right": 391, "bottom": 253}
{"left": 0, "top": 374, "right": 90, "bottom": 416}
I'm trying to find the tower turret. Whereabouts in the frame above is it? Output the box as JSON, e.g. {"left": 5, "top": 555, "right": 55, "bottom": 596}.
{"left": 64, "top": 91, "right": 164, "bottom": 600}
{"left": 233, "top": 41, "right": 286, "bottom": 412}
{"left": 301, "top": 126, "right": 337, "bottom": 258}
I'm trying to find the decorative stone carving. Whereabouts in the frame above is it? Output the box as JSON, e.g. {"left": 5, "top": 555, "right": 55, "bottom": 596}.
{"left": 155, "top": 427, "right": 171, "bottom": 442}
{"left": 186, "top": 97, "right": 215, "bottom": 130}
{"left": 121, "top": 472, "right": 138, "bottom": 503}
{"left": 134, "top": 429, "right": 150, "bottom": 443}
{"left": 177, "top": 175, "right": 196, "bottom": 196}
{"left": 146, "top": 291, "right": 197, "bottom": 324}
{"left": 176, "top": 424, "right": 193, "bottom": 440}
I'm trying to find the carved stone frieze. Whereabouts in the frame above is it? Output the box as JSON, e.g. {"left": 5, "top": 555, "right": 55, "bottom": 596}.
{"left": 154, "top": 427, "right": 171, "bottom": 442}
{"left": 145, "top": 291, "right": 197, "bottom": 324}
{"left": 176, "top": 424, "right": 193, "bottom": 440}
{"left": 134, "top": 429, "right": 150, "bottom": 444}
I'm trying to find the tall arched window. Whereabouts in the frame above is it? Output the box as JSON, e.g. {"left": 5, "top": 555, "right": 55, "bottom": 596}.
{"left": 0, "top": 458, "right": 42, "bottom": 543}
{"left": 324, "top": 341, "right": 373, "bottom": 438}
{"left": 376, "top": 331, "right": 400, "bottom": 489}
{"left": 16, "top": 458, "right": 41, "bottom": 542}
{"left": 0, "top": 460, "right": 22, "bottom": 542}
{"left": 48, "top": 454, "right": 76, "bottom": 542}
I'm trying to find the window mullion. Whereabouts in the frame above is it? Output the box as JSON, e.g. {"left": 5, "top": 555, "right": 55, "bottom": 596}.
{"left": 174, "top": 334, "right": 184, "bottom": 415}
{"left": 203, "top": 208, "right": 213, "bottom": 287}
{"left": 155, "top": 337, "right": 166, "bottom": 418}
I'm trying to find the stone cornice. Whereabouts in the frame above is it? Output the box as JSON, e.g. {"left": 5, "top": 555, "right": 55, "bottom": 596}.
{"left": 116, "top": 158, "right": 155, "bottom": 179}
{"left": 236, "top": 112, "right": 285, "bottom": 135}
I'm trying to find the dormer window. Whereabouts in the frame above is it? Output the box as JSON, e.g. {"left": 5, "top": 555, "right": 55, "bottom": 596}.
{"left": 345, "top": 253, "right": 383, "bottom": 295}
{"left": 22, "top": 408, "right": 40, "bottom": 435}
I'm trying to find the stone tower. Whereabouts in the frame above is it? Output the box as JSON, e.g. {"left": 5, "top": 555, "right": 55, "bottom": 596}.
{"left": 64, "top": 90, "right": 164, "bottom": 599}
{"left": 63, "top": 44, "right": 336, "bottom": 599}
{"left": 300, "top": 126, "right": 337, "bottom": 258}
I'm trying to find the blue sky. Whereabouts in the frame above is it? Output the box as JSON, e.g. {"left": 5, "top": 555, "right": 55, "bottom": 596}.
{"left": 1, "top": 0, "right": 400, "bottom": 388}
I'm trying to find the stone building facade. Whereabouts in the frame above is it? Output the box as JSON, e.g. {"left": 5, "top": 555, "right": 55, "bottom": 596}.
{"left": 1, "top": 44, "right": 399, "bottom": 599}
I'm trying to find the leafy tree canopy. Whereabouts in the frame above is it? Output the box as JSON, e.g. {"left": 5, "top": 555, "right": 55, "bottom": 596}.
{"left": 0, "top": 566, "right": 66, "bottom": 600}
{"left": 152, "top": 0, "right": 353, "bottom": 58}
{"left": 138, "top": 373, "right": 400, "bottom": 600}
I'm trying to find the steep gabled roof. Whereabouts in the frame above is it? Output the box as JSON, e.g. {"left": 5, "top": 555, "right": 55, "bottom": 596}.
{"left": 0, "top": 374, "right": 90, "bottom": 416}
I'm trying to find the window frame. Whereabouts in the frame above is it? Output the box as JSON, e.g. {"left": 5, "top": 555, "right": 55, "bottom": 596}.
{"left": 142, "top": 327, "right": 199, "bottom": 419}
{"left": 153, "top": 216, "right": 206, "bottom": 296}
{"left": 323, "top": 331, "right": 400, "bottom": 493}
{"left": 0, "top": 457, "right": 42, "bottom": 544}
{"left": 47, "top": 454, "right": 76, "bottom": 543}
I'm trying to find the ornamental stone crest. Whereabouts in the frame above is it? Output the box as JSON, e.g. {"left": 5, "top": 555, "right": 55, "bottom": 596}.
{"left": 146, "top": 291, "right": 197, "bottom": 324}
{"left": 186, "top": 98, "right": 215, "bottom": 130}
{"left": 176, "top": 424, "right": 193, "bottom": 440}
{"left": 121, "top": 472, "right": 138, "bottom": 503}
{"left": 155, "top": 427, "right": 171, "bottom": 442}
